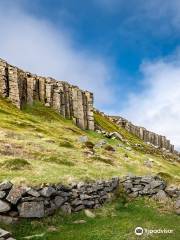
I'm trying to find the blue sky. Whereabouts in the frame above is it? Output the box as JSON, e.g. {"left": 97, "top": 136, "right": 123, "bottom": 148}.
{"left": 1, "top": 0, "right": 180, "bottom": 148}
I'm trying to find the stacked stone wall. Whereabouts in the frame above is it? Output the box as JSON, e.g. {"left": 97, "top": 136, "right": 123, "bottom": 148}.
{"left": 0, "top": 176, "right": 179, "bottom": 220}
{"left": 0, "top": 59, "right": 94, "bottom": 130}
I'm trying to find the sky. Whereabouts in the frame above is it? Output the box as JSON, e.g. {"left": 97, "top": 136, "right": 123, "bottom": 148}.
{"left": 0, "top": 0, "right": 180, "bottom": 149}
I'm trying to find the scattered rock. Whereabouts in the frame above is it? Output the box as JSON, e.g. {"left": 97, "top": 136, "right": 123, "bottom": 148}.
{"left": 73, "top": 220, "right": 86, "bottom": 224}
{"left": 104, "top": 145, "right": 115, "bottom": 152}
{"left": 79, "top": 136, "right": 88, "bottom": 143}
{"left": 84, "top": 209, "right": 95, "bottom": 218}
{"left": 144, "top": 160, "right": 153, "bottom": 168}
{"left": 125, "top": 147, "right": 132, "bottom": 151}
{"left": 95, "top": 140, "right": 107, "bottom": 148}
{"left": 109, "top": 132, "right": 124, "bottom": 141}
{"left": 47, "top": 226, "right": 58, "bottom": 232}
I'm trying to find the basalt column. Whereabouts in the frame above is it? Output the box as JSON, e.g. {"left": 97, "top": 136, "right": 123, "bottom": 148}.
{"left": 0, "top": 59, "right": 8, "bottom": 97}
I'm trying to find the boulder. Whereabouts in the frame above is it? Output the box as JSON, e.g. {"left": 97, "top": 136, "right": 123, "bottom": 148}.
{"left": 18, "top": 201, "right": 44, "bottom": 218}
{"left": 84, "top": 209, "right": 95, "bottom": 218}
{"left": 6, "top": 186, "right": 26, "bottom": 205}
{"left": 0, "top": 181, "right": 12, "bottom": 191}
{"left": 95, "top": 140, "right": 107, "bottom": 148}
{"left": 0, "top": 200, "right": 11, "bottom": 213}
{"left": 109, "top": 132, "right": 123, "bottom": 141}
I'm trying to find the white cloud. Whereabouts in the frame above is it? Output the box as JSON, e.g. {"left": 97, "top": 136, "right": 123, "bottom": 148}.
{"left": 0, "top": 1, "right": 116, "bottom": 108}
{"left": 121, "top": 50, "right": 180, "bottom": 149}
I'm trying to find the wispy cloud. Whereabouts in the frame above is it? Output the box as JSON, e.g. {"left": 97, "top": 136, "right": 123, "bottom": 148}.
{"left": 121, "top": 49, "right": 180, "bottom": 149}
{"left": 0, "top": 1, "right": 117, "bottom": 109}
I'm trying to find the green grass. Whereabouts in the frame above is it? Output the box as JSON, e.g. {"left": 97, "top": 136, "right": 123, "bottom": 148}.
{"left": 0, "top": 98, "right": 179, "bottom": 185}
{"left": 0, "top": 158, "right": 31, "bottom": 170}
{"left": 2, "top": 198, "right": 179, "bottom": 240}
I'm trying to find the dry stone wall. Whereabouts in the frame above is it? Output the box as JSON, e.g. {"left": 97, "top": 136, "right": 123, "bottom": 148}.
{"left": 0, "top": 58, "right": 94, "bottom": 130}
{"left": 0, "top": 176, "right": 179, "bottom": 221}
{"left": 110, "top": 116, "right": 174, "bottom": 152}
{"left": 0, "top": 178, "right": 119, "bottom": 219}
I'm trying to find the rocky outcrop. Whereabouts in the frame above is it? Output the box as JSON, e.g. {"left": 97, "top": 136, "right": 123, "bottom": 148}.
{"left": 110, "top": 116, "right": 174, "bottom": 153}
{"left": 0, "top": 58, "right": 94, "bottom": 130}
{"left": 95, "top": 110, "right": 175, "bottom": 153}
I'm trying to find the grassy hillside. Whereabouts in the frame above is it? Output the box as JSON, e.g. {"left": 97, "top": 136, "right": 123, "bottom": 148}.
{"left": 2, "top": 198, "right": 180, "bottom": 240}
{"left": 0, "top": 97, "right": 180, "bottom": 240}
{"left": 0, "top": 97, "right": 179, "bottom": 185}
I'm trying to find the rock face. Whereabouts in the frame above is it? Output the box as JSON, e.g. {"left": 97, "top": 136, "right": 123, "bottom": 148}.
{"left": 0, "top": 58, "right": 94, "bottom": 130}
{"left": 110, "top": 115, "right": 174, "bottom": 152}
{"left": 95, "top": 110, "right": 175, "bottom": 153}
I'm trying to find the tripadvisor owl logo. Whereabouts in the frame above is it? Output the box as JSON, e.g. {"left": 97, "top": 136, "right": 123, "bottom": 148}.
{"left": 135, "top": 227, "right": 144, "bottom": 236}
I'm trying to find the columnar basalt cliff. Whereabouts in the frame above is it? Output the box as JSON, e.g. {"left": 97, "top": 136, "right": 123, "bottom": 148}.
{"left": 0, "top": 58, "right": 94, "bottom": 130}
{"left": 110, "top": 115, "right": 174, "bottom": 153}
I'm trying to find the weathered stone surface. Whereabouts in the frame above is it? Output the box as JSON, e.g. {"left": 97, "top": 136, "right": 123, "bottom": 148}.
{"left": 0, "top": 200, "right": 11, "bottom": 213}
{"left": 54, "top": 196, "right": 65, "bottom": 207}
{"left": 61, "top": 203, "right": 71, "bottom": 214}
{"left": 0, "top": 215, "right": 18, "bottom": 224}
{"left": 0, "top": 228, "right": 11, "bottom": 238}
{"left": 27, "top": 189, "right": 40, "bottom": 198}
{"left": 40, "top": 186, "right": 56, "bottom": 197}
{"left": 175, "top": 198, "right": 180, "bottom": 209}
{"left": 0, "top": 59, "right": 94, "bottom": 131}
{"left": 18, "top": 201, "right": 44, "bottom": 218}
{"left": 6, "top": 187, "right": 26, "bottom": 205}
{"left": 165, "top": 186, "right": 178, "bottom": 198}
{"left": 153, "top": 190, "right": 169, "bottom": 202}
{"left": 0, "top": 181, "right": 12, "bottom": 191}
{"left": 0, "top": 192, "right": 6, "bottom": 199}
{"left": 102, "top": 113, "right": 175, "bottom": 153}
{"left": 150, "top": 180, "right": 165, "bottom": 189}
{"left": 84, "top": 209, "right": 95, "bottom": 218}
